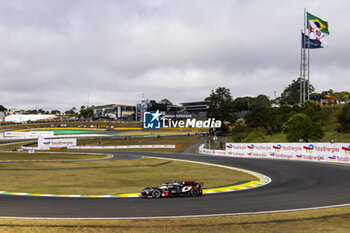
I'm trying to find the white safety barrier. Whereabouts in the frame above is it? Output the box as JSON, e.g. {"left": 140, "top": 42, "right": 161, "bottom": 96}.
{"left": 21, "top": 144, "right": 179, "bottom": 150}
{"left": 38, "top": 138, "right": 77, "bottom": 149}
{"left": 198, "top": 144, "right": 226, "bottom": 156}
{"left": 4, "top": 131, "right": 54, "bottom": 138}
{"left": 68, "top": 145, "right": 178, "bottom": 149}
{"left": 199, "top": 143, "right": 350, "bottom": 164}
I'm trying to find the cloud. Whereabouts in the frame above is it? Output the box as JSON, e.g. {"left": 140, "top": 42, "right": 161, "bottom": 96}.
{"left": 0, "top": 0, "right": 349, "bottom": 110}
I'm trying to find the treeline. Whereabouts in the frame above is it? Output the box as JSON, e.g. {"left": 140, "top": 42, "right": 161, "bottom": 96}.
{"left": 206, "top": 83, "right": 350, "bottom": 142}
{"left": 277, "top": 78, "right": 350, "bottom": 105}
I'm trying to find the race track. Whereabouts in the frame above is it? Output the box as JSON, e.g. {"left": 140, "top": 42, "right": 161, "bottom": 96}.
{"left": 1, "top": 151, "right": 350, "bottom": 218}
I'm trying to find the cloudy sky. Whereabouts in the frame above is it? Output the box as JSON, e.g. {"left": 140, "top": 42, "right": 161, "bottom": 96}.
{"left": 0, "top": 0, "right": 348, "bottom": 111}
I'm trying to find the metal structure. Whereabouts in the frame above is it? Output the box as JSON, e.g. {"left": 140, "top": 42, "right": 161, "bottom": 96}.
{"left": 300, "top": 9, "right": 310, "bottom": 105}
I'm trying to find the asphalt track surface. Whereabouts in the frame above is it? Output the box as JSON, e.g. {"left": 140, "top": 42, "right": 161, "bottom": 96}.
{"left": 1, "top": 151, "right": 350, "bottom": 218}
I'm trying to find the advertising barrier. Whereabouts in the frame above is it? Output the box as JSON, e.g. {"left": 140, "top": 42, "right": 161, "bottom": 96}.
{"left": 199, "top": 143, "right": 350, "bottom": 164}
{"left": 198, "top": 144, "right": 226, "bottom": 156}
{"left": 21, "top": 144, "right": 179, "bottom": 150}
{"left": 4, "top": 131, "right": 54, "bottom": 138}
{"left": 68, "top": 145, "right": 179, "bottom": 149}
{"left": 38, "top": 138, "right": 77, "bottom": 149}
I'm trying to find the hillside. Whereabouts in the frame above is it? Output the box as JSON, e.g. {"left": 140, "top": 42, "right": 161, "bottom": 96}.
{"left": 228, "top": 104, "right": 350, "bottom": 143}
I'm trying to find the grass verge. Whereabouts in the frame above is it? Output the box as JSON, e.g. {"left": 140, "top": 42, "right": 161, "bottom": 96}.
{"left": 0, "top": 157, "right": 257, "bottom": 195}
{"left": 0, "top": 136, "right": 201, "bottom": 153}
{"left": 78, "top": 135, "right": 200, "bottom": 153}
{"left": 0, "top": 152, "right": 107, "bottom": 161}
{"left": 0, "top": 206, "right": 350, "bottom": 232}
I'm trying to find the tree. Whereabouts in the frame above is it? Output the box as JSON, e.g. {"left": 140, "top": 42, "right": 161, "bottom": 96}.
{"left": 25, "top": 109, "right": 38, "bottom": 114}
{"left": 282, "top": 113, "right": 324, "bottom": 142}
{"left": 279, "top": 105, "right": 294, "bottom": 123}
{"left": 321, "top": 89, "right": 334, "bottom": 96}
{"left": 232, "top": 97, "right": 253, "bottom": 112}
{"left": 279, "top": 78, "right": 315, "bottom": 105}
{"left": 79, "top": 106, "right": 94, "bottom": 119}
{"left": 205, "top": 87, "right": 236, "bottom": 124}
{"left": 334, "top": 91, "right": 350, "bottom": 104}
{"left": 301, "top": 100, "right": 321, "bottom": 120}
{"left": 51, "top": 110, "right": 61, "bottom": 114}
{"left": 230, "top": 125, "right": 249, "bottom": 142}
{"left": 0, "top": 105, "right": 7, "bottom": 112}
{"left": 341, "top": 91, "right": 350, "bottom": 103}
{"left": 250, "top": 95, "right": 270, "bottom": 107}
{"left": 338, "top": 103, "right": 350, "bottom": 130}
{"left": 65, "top": 107, "right": 78, "bottom": 118}
{"left": 38, "top": 109, "right": 45, "bottom": 114}
{"left": 244, "top": 95, "right": 272, "bottom": 129}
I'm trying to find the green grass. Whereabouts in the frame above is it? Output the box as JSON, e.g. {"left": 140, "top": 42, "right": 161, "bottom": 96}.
{"left": 0, "top": 141, "right": 37, "bottom": 151}
{"left": 0, "top": 157, "right": 257, "bottom": 195}
{"left": 0, "top": 136, "right": 201, "bottom": 153}
{"left": 0, "top": 206, "right": 349, "bottom": 232}
{"left": 0, "top": 152, "right": 107, "bottom": 161}
{"left": 76, "top": 135, "right": 199, "bottom": 153}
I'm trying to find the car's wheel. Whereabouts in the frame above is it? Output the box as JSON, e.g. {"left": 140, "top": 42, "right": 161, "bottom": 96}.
{"left": 190, "top": 188, "right": 200, "bottom": 197}
{"left": 152, "top": 189, "right": 161, "bottom": 198}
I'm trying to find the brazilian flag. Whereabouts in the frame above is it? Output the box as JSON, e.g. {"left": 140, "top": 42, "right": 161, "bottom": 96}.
{"left": 307, "top": 12, "right": 329, "bottom": 35}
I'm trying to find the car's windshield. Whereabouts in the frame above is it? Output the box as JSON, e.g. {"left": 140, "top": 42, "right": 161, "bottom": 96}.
{"left": 158, "top": 184, "right": 169, "bottom": 189}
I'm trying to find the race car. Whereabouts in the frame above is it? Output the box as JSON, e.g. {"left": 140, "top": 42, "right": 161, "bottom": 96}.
{"left": 141, "top": 181, "right": 203, "bottom": 198}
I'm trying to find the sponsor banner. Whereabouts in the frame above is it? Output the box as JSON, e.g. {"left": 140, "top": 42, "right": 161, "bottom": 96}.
{"left": 30, "top": 131, "right": 54, "bottom": 138}
{"left": 4, "top": 131, "right": 54, "bottom": 138}
{"left": 223, "top": 143, "right": 350, "bottom": 164}
{"left": 4, "top": 132, "right": 30, "bottom": 137}
{"left": 198, "top": 144, "right": 226, "bottom": 156}
{"left": 39, "top": 138, "right": 77, "bottom": 149}
{"left": 68, "top": 145, "right": 178, "bottom": 149}
{"left": 21, "top": 146, "right": 49, "bottom": 150}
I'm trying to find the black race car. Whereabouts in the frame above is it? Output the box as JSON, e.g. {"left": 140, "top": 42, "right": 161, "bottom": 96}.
{"left": 141, "top": 181, "right": 203, "bottom": 198}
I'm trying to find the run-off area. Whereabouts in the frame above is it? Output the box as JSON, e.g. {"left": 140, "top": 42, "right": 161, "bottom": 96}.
{"left": 0, "top": 152, "right": 258, "bottom": 196}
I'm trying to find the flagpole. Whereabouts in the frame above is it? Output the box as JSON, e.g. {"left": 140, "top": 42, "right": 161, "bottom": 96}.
{"left": 300, "top": 30, "right": 304, "bottom": 105}
{"left": 303, "top": 8, "right": 306, "bottom": 103}
{"left": 306, "top": 10, "right": 311, "bottom": 100}
{"left": 307, "top": 39, "right": 310, "bottom": 100}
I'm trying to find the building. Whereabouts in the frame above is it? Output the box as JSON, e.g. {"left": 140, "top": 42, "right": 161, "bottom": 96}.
{"left": 4, "top": 114, "right": 58, "bottom": 123}
{"left": 136, "top": 99, "right": 209, "bottom": 121}
{"left": 91, "top": 104, "right": 136, "bottom": 121}
{"left": 147, "top": 99, "right": 182, "bottom": 113}
{"left": 180, "top": 101, "right": 209, "bottom": 119}
{"left": 136, "top": 99, "right": 184, "bottom": 121}
{"left": 7, "top": 108, "right": 24, "bottom": 115}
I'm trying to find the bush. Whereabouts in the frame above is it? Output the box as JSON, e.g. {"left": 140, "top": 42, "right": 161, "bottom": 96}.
{"left": 282, "top": 113, "right": 325, "bottom": 142}
{"left": 338, "top": 103, "right": 350, "bottom": 131}
{"left": 230, "top": 125, "right": 249, "bottom": 142}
